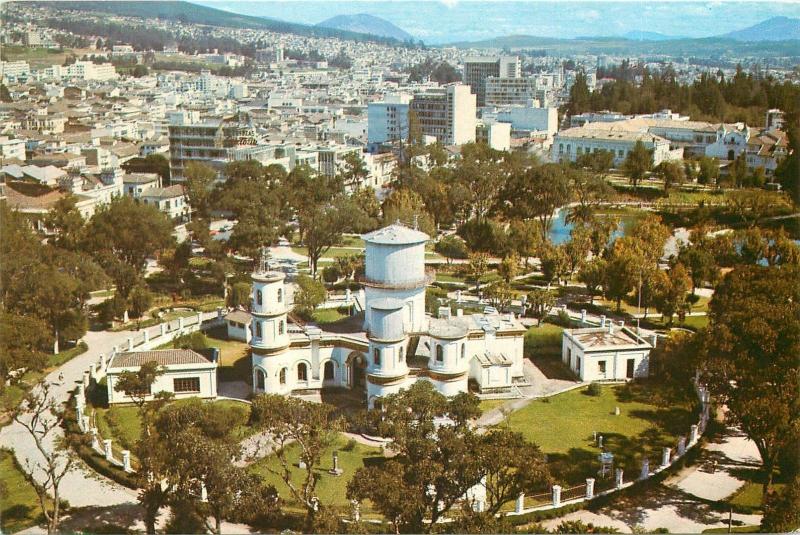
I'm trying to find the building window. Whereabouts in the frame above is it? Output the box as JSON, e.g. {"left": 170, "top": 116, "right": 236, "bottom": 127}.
{"left": 173, "top": 377, "right": 200, "bottom": 393}
{"left": 461, "top": 344, "right": 466, "bottom": 360}
{"left": 278, "top": 320, "right": 284, "bottom": 335}
{"left": 297, "top": 362, "right": 308, "bottom": 382}
{"left": 279, "top": 368, "right": 287, "bottom": 385}
{"left": 256, "top": 289, "right": 262, "bottom": 306}
{"left": 256, "top": 369, "right": 265, "bottom": 390}
{"left": 373, "top": 348, "right": 381, "bottom": 366}
{"left": 436, "top": 345, "right": 443, "bottom": 362}
{"left": 399, "top": 346, "right": 404, "bottom": 363}
{"left": 598, "top": 361, "right": 606, "bottom": 374}
{"left": 324, "top": 361, "right": 334, "bottom": 380}
{"left": 255, "top": 321, "right": 262, "bottom": 339}
{"left": 277, "top": 288, "right": 282, "bottom": 302}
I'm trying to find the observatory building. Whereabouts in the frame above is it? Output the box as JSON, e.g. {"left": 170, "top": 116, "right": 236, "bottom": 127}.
{"left": 250, "top": 223, "right": 526, "bottom": 407}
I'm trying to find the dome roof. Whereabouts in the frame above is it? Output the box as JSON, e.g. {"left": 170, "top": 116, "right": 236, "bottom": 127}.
{"left": 362, "top": 223, "right": 429, "bottom": 245}
{"left": 428, "top": 318, "right": 468, "bottom": 340}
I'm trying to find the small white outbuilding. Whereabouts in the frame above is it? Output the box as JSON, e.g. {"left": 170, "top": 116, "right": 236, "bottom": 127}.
{"left": 562, "top": 322, "right": 655, "bottom": 382}
{"left": 106, "top": 349, "right": 218, "bottom": 404}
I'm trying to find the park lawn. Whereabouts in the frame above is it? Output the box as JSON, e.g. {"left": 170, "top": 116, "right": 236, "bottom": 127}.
{"left": 502, "top": 383, "right": 695, "bottom": 485}
{"left": 1, "top": 343, "right": 88, "bottom": 415}
{"left": 0, "top": 45, "right": 76, "bottom": 68}
{"left": 524, "top": 324, "right": 564, "bottom": 357}
{"left": 291, "top": 246, "right": 364, "bottom": 260}
{"left": 702, "top": 526, "right": 761, "bottom": 533}
{"left": 312, "top": 308, "right": 350, "bottom": 324}
{"left": 206, "top": 328, "right": 251, "bottom": 383}
{"left": 478, "top": 399, "right": 508, "bottom": 413}
{"left": 645, "top": 314, "right": 710, "bottom": 331}
{"left": 249, "top": 434, "right": 383, "bottom": 513}
{"left": 0, "top": 449, "right": 49, "bottom": 533}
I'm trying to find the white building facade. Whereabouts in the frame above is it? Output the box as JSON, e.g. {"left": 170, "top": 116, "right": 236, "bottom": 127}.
{"left": 561, "top": 323, "right": 654, "bottom": 382}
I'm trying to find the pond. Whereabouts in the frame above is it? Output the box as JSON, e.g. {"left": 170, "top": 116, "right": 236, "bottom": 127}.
{"left": 548, "top": 207, "right": 644, "bottom": 245}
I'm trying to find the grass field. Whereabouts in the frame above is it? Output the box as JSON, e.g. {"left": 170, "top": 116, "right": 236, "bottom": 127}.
{"left": 249, "top": 434, "right": 383, "bottom": 513}
{"left": 524, "top": 323, "right": 565, "bottom": 358}
{"left": 312, "top": 307, "right": 351, "bottom": 324}
{"left": 0, "top": 45, "right": 77, "bottom": 68}
{"left": 0, "top": 448, "right": 48, "bottom": 533}
{"left": 502, "top": 383, "right": 695, "bottom": 484}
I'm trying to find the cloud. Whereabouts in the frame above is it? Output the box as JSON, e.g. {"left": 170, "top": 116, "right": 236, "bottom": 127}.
{"left": 579, "top": 9, "right": 601, "bottom": 21}
{"left": 440, "top": 0, "right": 459, "bottom": 8}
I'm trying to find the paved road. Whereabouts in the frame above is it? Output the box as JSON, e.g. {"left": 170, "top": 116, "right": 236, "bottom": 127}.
{"left": 0, "top": 329, "right": 142, "bottom": 508}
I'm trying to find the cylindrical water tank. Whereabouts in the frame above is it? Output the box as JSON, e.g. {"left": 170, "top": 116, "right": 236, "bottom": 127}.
{"left": 369, "top": 298, "right": 405, "bottom": 340}
{"left": 363, "top": 224, "right": 428, "bottom": 286}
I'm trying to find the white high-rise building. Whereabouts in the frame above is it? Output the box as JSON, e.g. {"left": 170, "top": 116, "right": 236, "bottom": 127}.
{"left": 410, "top": 84, "right": 477, "bottom": 146}
{"left": 463, "top": 56, "right": 521, "bottom": 106}
{"left": 367, "top": 93, "right": 412, "bottom": 151}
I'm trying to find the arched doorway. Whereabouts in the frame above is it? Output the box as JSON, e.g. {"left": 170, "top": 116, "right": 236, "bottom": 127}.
{"left": 346, "top": 352, "right": 366, "bottom": 389}
{"left": 324, "top": 360, "right": 335, "bottom": 381}
{"left": 255, "top": 368, "right": 266, "bottom": 391}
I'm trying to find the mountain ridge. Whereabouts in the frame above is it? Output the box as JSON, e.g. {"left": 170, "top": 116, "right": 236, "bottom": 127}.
{"left": 316, "top": 13, "right": 414, "bottom": 42}
{"left": 720, "top": 16, "right": 800, "bottom": 41}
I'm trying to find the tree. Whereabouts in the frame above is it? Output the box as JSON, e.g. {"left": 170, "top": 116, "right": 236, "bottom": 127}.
{"left": 623, "top": 141, "right": 652, "bottom": 189}
{"left": 184, "top": 161, "right": 216, "bottom": 220}
{"left": 122, "top": 154, "right": 170, "bottom": 183}
{"left": 578, "top": 258, "right": 607, "bottom": 304}
{"left": 128, "top": 284, "right": 153, "bottom": 319}
{"left": 701, "top": 265, "right": 800, "bottom": 501}
{"left": 652, "top": 263, "right": 691, "bottom": 325}
{"left": 655, "top": 160, "right": 685, "bottom": 193}
{"left": 435, "top": 235, "right": 468, "bottom": 265}
{"left": 697, "top": 156, "right": 720, "bottom": 186}
{"left": 294, "top": 275, "right": 326, "bottom": 318}
{"left": 467, "top": 252, "right": 489, "bottom": 293}
{"left": 0, "top": 312, "right": 50, "bottom": 380}
{"left": 564, "top": 225, "right": 592, "bottom": 277}
{"left": 44, "top": 195, "right": 85, "bottom": 251}
{"left": 14, "top": 382, "right": 73, "bottom": 534}
{"left": 338, "top": 151, "right": 369, "bottom": 189}
{"left": 774, "top": 112, "right": 799, "bottom": 205}
{"left": 526, "top": 288, "right": 556, "bottom": 326}
{"left": 485, "top": 281, "right": 514, "bottom": 311}
{"left": 227, "top": 281, "right": 251, "bottom": 309}
{"left": 381, "top": 188, "right": 435, "bottom": 236}
{"left": 498, "top": 252, "right": 520, "bottom": 282}
{"left": 729, "top": 152, "right": 748, "bottom": 187}
{"left": 762, "top": 475, "right": 800, "bottom": 533}
{"left": 250, "top": 394, "right": 343, "bottom": 527}
{"left": 502, "top": 163, "right": 572, "bottom": 241}
{"left": 677, "top": 238, "right": 719, "bottom": 294}
{"left": 568, "top": 167, "right": 612, "bottom": 224}
{"left": 539, "top": 244, "right": 569, "bottom": 287}
{"left": 726, "top": 189, "right": 786, "bottom": 229}
{"left": 132, "top": 64, "right": 149, "bottom": 77}
{"left": 114, "top": 360, "right": 166, "bottom": 413}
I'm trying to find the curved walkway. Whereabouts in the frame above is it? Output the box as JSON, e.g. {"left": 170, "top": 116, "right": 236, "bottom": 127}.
{"left": 0, "top": 329, "right": 141, "bottom": 508}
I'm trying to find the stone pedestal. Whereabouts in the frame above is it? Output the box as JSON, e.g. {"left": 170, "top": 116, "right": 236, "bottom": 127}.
{"left": 552, "top": 485, "right": 562, "bottom": 507}
{"left": 640, "top": 459, "right": 650, "bottom": 480}
{"left": 515, "top": 493, "right": 525, "bottom": 513}
{"left": 122, "top": 450, "right": 131, "bottom": 472}
{"left": 690, "top": 424, "right": 699, "bottom": 444}
{"left": 585, "top": 478, "right": 595, "bottom": 500}
{"left": 614, "top": 468, "right": 624, "bottom": 489}
{"left": 614, "top": 406, "right": 620, "bottom": 416}
{"left": 661, "top": 447, "right": 671, "bottom": 467}
{"left": 104, "top": 439, "right": 113, "bottom": 461}
{"left": 329, "top": 451, "right": 343, "bottom": 476}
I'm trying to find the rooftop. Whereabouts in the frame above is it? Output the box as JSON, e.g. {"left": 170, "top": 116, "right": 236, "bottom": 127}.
{"left": 362, "top": 223, "right": 429, "bottom": 245}
{"left": 567, "top": 326, "right": 652, "bottom": 350}
{"left": 109, "top": 349, "right": 214, "bottom": 369}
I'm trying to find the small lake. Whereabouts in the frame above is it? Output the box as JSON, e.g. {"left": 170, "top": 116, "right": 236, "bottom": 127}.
{"left": 549, "top": 207, "right": 642, "bottom": 245}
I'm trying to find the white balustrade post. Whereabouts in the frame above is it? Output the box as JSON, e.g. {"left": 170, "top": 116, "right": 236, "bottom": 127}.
{"left": 143, "top": 330, "right": 149, "bottom": 344}
{"left": 515, "top": 493, "right": 525, "bottom": 513}
{"left": 585, "top": 478, "right": 595, "bottom": 500}
{"left": 127, "top": 337, "right": 133, "bottom": 351}
{"left": 91, "top": 428, "right": 99, "bottom": 449}
{"left": 615, "top": 468, "right": 624, "bottom": 489}
{"left": 82, "top": 415, "right": 90, "bottom": 434}
{"left": 690, "top": 424, "right": 699, "bottom": 444}
{"left": 217, "top": 306, "right": 224, "bottom": 320}
{"left": 640, "top": 458, "right": 650, "bottom": 480}
{"left": 580, "top": 309, "right": 587, "bottom": 324}
{"left": 99, "top": 353, "right": 106, "bottom": 370}
{"left": 661, "top": 447, "right": 671, "bottom": 467}
{"left": 122, "top": 450, "right": 131, "bottom": 472}
{"left": 104, "top": 439, "right": 113, "bottom": 461}
{"left": 552, "top": 485, "right": 562, "bottom": 507}
{"left": 83, "top": 371, "right": 90, "bottom": 388}
{"left": 89, "top": 362, "right": 96, "bottom": 380}
{"left": 200, "top": 483, "right": 208, "bottom": 502}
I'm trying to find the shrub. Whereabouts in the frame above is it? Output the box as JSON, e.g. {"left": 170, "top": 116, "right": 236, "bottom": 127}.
{"left": 342, "top": 438, "right": 357, "bottom": 452}
{"left": 587, "top": 382, "right": 602, "bottom": 396}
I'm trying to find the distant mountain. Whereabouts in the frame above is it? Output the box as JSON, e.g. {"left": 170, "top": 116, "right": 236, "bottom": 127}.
{"left": 719, "top": 16, "right": 800, "bottom": 41}
{"left": 317, "top": 14, "right": 413, "bottom": 42}
{"left": 28, "top": 1, "right": 404, "bottom": 44}
{"left": 622, "top": 30, "right": 682, "bottom": 41}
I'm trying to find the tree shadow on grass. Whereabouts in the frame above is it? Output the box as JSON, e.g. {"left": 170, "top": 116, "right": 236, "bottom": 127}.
{"left": 58, "top": 503, "right": 146, "bottom": 534}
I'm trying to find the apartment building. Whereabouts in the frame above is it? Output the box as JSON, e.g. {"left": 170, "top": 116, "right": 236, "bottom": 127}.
{"left": 463, "top": 56, "right": 521, "bottom": 107}
{"left": 367, "top": 93, "right": 412, "bottom": 151}
{"left": 167, "top": 112, "right": 261, "bottom": 181}
{"left": 410, "top": 84, "right": 477, "bottom": 146}
{"left": 485, "top": 77, "right": 538, "bottom": 107}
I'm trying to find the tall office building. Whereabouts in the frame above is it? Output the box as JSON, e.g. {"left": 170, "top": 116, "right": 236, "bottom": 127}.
{"left": 463, "top": 56, "right": 521, "bottom": 107}
{"left": 410, "top": 84, "right": 477, "bottom": 146}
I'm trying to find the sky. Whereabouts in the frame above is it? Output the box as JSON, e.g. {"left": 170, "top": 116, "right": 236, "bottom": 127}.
{"left": 197, "top": 1, "right": 800, "bottom": 44}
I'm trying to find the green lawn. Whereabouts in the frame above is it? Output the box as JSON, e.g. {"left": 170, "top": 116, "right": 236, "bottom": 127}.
{"left": 478, "top": 399, "right": 509, "bottom": 413}
{"left": 502, "top": 383, "right": 695, "bottom": 485}
{"left": 157, "top": 326, "right": 251, "bottom": 384}
{"left": 249, "top": 434, "right": 383, "bottom": 513}
{"left": 0, "top": 45, "right": 75, "bottom": 68}
{"left": 312, "top": 307, "right": 351, "bottom": 324}
{"left": 0, "top": 448, "right": 48, "bottom": 533}
{"left": 702, "top": 526, "right": 761, "bottom": 533}
{"left": 524, "top": 324, "right": 564, "bottom": 358}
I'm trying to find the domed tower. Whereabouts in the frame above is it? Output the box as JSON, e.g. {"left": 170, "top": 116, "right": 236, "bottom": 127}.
{"left": 362, "top": 223, "right": 430, "bottom": 335}
{"left": 427, "top": 320, "right": 469, "bottom": 396}
{"left": 250, "top": 248, "right": 290, "bottom": 393}
{"left": 365, "top": 298, "right": 410, "bottom": 405}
